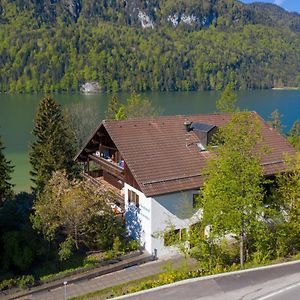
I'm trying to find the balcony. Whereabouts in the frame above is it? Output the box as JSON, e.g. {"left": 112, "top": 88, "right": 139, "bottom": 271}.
{"left": 82, "top": 172, "right": 125, "bottom": 213}
{"left": 88, "top": 154, "right": 125, "bottom": 181}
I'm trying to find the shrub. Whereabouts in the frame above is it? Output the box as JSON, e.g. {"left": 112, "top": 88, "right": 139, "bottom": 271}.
{"left": 103, "top": 250, "right": 114, "bottom": 261}
{"left": 0, "top": 278, "right": 18, "bottom": 291}
{"left": 18, "top": 275, "right": 35, "bottom": 289}
{"left": 83, "top": 254, "right": 100, "bottom": 266}
{"left": 58, "top": 237, "right": 74, "bottom": 261}
{"left": 127, "top": 240, "right": 139, "bottom": 252}
{"left": 112, "top": 237, "right": 122, "bottom": 257}
{"left": 0, "top": 275, "right": 35, "bottom": 291}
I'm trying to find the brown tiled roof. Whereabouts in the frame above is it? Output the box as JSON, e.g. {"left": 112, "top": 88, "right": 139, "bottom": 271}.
{"left": 80, "top": 113, "right": 296, "bottom": 197}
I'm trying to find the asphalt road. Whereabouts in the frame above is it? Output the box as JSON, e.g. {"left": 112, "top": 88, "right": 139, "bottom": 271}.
{"left": 14, "top": 255, "right": 192, "bottom": 300}
{"left": 255, "top": 282, "right": 300, "bottom": 300}
{"left": 115, "top": 260, "right": 300, "bottom": 300}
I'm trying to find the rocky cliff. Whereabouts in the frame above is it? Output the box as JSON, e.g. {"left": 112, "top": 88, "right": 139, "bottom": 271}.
{"left": 1, "top": 0, "right": 300, "bottom": 33}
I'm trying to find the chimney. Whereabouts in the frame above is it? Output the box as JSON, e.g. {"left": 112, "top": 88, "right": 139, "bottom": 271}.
{"left": 184, "top": 120, "right": 193, "bottom": 132}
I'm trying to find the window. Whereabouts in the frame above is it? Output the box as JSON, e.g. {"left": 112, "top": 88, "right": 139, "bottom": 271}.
{"left": 164, "top": 228, "right": 187, "bottom": 246}
{"left": 128, "top": 190, "right": 139, "bottom": 208}
{"left": 135, "top": 193, "right": 139, "bottom": 208}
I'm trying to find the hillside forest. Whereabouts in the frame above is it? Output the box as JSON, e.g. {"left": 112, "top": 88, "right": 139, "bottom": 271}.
{"left": 1, "top": 0, "right": 300, "bottom": 93}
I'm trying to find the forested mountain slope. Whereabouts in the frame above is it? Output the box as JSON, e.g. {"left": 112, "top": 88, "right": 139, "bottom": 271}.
{"left": 1, "top": 0, "right": 300, "bottom": 93}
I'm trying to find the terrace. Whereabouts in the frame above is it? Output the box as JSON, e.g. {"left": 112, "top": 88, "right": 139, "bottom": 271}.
{"left": 81, "top": 143, "right": 126, "bottom": 214}
{"left": 82, "top": 170, "right": 125, "bottom": 214}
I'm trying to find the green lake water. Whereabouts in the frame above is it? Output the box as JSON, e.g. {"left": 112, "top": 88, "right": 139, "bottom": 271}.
{"left": 0, "top": 90, "right": 299, "bottom": 192}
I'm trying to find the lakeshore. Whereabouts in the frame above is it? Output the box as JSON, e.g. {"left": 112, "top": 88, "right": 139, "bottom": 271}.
{"left": 272, "top": 87, "right": 300, "bottom": 90}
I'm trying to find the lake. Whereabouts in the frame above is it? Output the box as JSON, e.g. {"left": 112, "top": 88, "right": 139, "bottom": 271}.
{"left": 0, "top": 90, "right": 299, "bottom": 192}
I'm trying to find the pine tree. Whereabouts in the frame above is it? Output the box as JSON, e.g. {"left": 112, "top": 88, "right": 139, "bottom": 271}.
{"left": 105, "top": 95, "right": 122, "bottom": 119}
{"left": 29, "top": 96, "right": 76, "bottom": 193}
{"left": 216, "top": 83, "right": 239, "bottom": 113}
{"left": 0, "top": 135, "right": 14, "bottom": 204}
{"left": 288, "top": 120, "right": 300, "bottom": 150}
{"left": 267, "top": 109, "right": 285, "bottom": 134}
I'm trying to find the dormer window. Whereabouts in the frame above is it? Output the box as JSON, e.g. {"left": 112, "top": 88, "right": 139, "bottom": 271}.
{"left": 191, "top": 123, "right": 217, "bottom": 147}
{"left": 185, "top": 121, "right": 218, "bottom": 150}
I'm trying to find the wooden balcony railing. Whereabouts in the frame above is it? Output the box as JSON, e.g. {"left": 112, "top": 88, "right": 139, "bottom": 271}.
{"left": 88, "top": 154, "right": 125, "bottom": 181}
{"left": 82, "top": 172, "right": 125, "bottom": 211}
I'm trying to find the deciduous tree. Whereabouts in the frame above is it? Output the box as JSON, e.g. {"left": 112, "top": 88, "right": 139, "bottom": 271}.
{"left": 106, "top": 92, "right": 162, "bottom": 120}
{"left": 275, "top": 153, "right": 300, "bottom": 253}
{"left": 31, "top": 171, "right": 123, "bottom": 259}
{"left": 200, "top": 112, "right": 265, "bottom": 268}
{"left": 124, "top": 92, "right": 162, "bottom": 118}
{"left": 64, "top": 101, "right": 99, "bottom": 150}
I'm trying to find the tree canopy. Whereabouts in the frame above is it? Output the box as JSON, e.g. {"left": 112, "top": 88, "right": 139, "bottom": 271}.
{"left": 275, "top": 154, "right": 300, "bottom": 252}
{"left": 267, "top": 109, "right": 285, "bottom": 134}
{"left": 106, "top": 93, "right": 162, "bottom": 120}
{"left": 1, "top": 1, "right": 300, "bottom": 93}
{"left": 31, "top": 171, "right": 123, "bottom": 260}
{"left": 216, "top": 83, "right": 239, "bottom": 113}
{"left": 200, "top": 112, "right": 265, "bottom": 268}
{"left": 105, "top": 95, "right": 122, "bottom": 120}
{"left": 0, "top": 192, "right": 46, "bottom": 273}
{"left": 29, "top": 96, "right": 77, "bottom": 193}
{"left": 64, "top": 101, "right": 99, "bottom": 150}
{"left": 0, "top": 135, "right": 14, "bottom": 204}
{"left": 288, "top": 120, "right": 300, "bottom": 150}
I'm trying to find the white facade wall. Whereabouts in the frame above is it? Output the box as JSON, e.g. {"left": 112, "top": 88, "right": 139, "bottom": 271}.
{"left": 124, "top": 183, "right": 153, "bottom": 254}
{"left": 124, "top": 183, "right": 201, "bottom": 258}
{"left": 150, "top": 190, "right": 202, "bottom": 257}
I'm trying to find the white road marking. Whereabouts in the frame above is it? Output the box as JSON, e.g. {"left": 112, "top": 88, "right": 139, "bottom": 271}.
{"left": 256, "top": 281, "right": 300, "bottom": 300}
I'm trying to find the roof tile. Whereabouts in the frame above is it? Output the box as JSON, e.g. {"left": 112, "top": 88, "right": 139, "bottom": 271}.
{"left": 86, "top": 113, "right": 295, "bottom": 197}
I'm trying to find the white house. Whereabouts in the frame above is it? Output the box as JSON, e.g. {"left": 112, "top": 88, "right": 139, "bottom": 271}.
{"left": 75, "top": 113, "right": 295, "bottom": 258}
